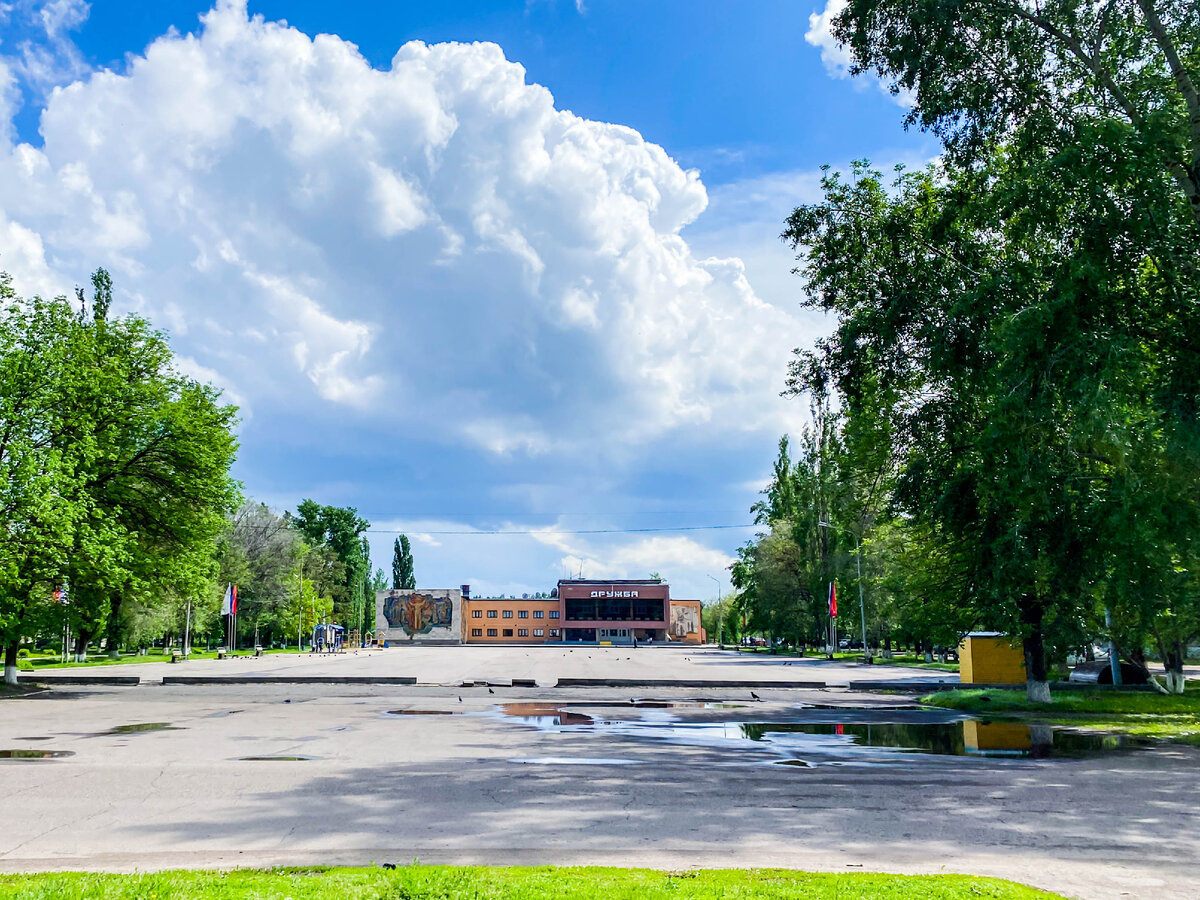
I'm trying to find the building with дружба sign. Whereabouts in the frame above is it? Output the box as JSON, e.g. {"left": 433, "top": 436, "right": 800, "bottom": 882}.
{"left": 376, "top": 580, "right": 704, "bottom": 645}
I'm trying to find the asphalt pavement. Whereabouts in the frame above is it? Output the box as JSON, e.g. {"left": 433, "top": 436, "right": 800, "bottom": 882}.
{"left": 2, "top": 663, "right": 1197, "bottom": 900}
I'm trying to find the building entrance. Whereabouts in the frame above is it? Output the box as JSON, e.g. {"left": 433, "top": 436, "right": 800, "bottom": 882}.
{"left": 598, "top": 628, "right": 633, "bottom": 644}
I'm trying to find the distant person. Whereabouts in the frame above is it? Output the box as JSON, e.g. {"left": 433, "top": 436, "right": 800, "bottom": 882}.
{"left": 632, "top": 635, "right": 638, "bottom": 649}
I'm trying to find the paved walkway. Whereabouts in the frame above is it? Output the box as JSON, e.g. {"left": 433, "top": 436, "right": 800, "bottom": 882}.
{"left": 49, "top": 646, "right": 960, "bottom": 686}
{"left": 1, "top": 682, "right": 1196, "bottom": 900}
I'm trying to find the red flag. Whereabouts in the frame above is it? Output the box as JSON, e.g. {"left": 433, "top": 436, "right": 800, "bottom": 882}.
{"left": 231, "top": 584, "right": 238, "bottom": 615}
{"left": 829, "top": 581, "right": 838, "bottom": 618}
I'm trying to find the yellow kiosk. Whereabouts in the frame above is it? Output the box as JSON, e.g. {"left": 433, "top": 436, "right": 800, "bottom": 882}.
{"left": 959, "top": 631, "right": 1025, "bottom": 684}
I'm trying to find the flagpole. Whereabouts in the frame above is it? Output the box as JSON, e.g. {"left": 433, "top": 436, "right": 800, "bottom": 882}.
{"left": 183, "top": 596, "right": 192, "bottom": 658}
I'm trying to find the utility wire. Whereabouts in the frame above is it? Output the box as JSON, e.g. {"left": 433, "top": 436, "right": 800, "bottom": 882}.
{"left": 360, "top": 524, "right": 757, "bottom": 536}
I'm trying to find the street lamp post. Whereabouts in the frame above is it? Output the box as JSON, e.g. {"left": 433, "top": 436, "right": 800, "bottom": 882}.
{"left": 297, "top": 558, "right": 304, "bottom": 654}
{"left": 707, "top": 574, "right": 722, "bottom": 647}
{"left": 818, "top": 521, "right": 870, "bottom": 664}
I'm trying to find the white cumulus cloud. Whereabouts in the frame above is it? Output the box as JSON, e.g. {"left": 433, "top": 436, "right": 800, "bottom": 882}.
{"left": 0, "top": 0, "right": 804, "bottom": 455}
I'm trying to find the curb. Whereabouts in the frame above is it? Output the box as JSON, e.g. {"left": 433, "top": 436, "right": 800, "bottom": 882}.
{"left": 161, "top": 676, "right": 418, "bottom": 685}
{"left": 554, "top": 678, "right": 827, "bottom": 689}
{"left": 16, "top": 675, "right": 140, "bottom": 686}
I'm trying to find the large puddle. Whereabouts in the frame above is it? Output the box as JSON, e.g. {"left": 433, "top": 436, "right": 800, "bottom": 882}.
{"left": 486, "top": 703, "right": 1145, "bottom": 765}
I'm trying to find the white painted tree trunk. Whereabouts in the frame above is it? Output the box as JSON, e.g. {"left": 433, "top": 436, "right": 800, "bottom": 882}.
{"left": 4, "top": 664, "right": 18, "bottom": 686}
{"left": 1165, "top": 670, "right": 1187, "bottom": 694}
{"left": 1026, "top": 680, "right": 1052, "bottom": 703}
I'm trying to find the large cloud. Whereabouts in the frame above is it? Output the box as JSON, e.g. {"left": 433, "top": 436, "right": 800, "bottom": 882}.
{"left": 0, "top": 0, "right": 803, "bottom": 456}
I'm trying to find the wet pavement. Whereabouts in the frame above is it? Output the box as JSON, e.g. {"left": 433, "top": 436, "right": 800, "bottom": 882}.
{"left": 484, "top": 702, "right": 1145, "bottom": 763}
{"left": 0, "top": 682, "right": 1196, "bottom": 900}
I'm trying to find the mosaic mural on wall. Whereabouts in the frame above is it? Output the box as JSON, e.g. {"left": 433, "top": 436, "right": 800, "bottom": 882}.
{"left": 384, "top": 592, "right": 454, "bottom": 635}
{"left": 669, "top": 604, "right": 699, "bottom": 638}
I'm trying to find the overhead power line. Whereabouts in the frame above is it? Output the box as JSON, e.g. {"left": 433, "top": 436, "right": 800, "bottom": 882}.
{"left": 361, "top": 524, "right": 757, "bottom": 536}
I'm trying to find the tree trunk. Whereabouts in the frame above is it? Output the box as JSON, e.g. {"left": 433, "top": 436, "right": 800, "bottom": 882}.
{"left": 1163, "top": 639, "right": 1187, "bottom": 695}
{"left": 4, "top": 642, "right": 18, "bottom": 686}
{"left": 75, "top": 628, "right": 93, "bottom": 663}
{"left": 107, "top": 591, "right": 124, "bottom": 659}
{"left": 1020, "top": 597, "right": 1051, "bottom": 703}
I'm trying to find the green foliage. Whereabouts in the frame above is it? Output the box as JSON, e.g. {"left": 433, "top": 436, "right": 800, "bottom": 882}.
{"left": 784, "top": 145, "right": 1199, "bottom": 689}
{"left": 701, "top": 594, "right": 739, "bottom": 644}
{"left": 768, "top": 3, "right": 1199, "bottom": 695}
{"left": 0, "top": 270, "right": 239, "bottom": 675}
{"left": 392, "top": 534, "right": 415, "bottom": 590}
{"left": 290, "top": 501, "right": 372, "bottom": 636}
{"left": 732, "top": 399, "right": 888, "bottom": 649}
{"left": 832, "top": 0, "right": 1200, "bottom": 228}
{"left": 0, "top": 866, "right": 1066, "bottom": 899}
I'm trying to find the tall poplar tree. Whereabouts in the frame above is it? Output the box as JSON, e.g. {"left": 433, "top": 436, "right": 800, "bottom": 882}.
{"left": 392, "top": 534, "right": 415, "bottom": 590}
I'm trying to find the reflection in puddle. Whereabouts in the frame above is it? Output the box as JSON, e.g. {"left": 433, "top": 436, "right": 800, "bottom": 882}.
{"left": 490, "top": 704, "right": 1145, "bottom": 765}
{"left": 499, "top": 703, "right": 595, "bottom": 726}
{"left": 15, "top": 736, "right": 53, "bottom": 741}
{"left": 741, "top": 722, "right": 1139, "bottom": 758}
{"left": 510, "top": 757, "right": 642, "bottom": 766}
{"left": 0, "top": 749, "right": 75, "bottom": 760}
{"left": 102, "top": 723, "right": 181, "bottom": 734}
{"left": 385, "top": 710, "right": 461, "bottom": 717}
{"left": 236, "top": 755, "right": 319, "bottom": 761}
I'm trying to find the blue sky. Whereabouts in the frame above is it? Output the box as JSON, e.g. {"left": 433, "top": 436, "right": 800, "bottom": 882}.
{"left": 0, "top": 0, "right": 934, "bottom": 601}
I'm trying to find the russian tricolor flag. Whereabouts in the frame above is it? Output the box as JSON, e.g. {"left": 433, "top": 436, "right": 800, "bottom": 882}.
{"left": 221, "top": 584, "right": 238, "bottom": 616}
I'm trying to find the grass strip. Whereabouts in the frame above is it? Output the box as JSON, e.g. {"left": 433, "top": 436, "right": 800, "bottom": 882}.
{"left": 0, "top": 866, "right": 1065, "bottom": 899}
{"left": 18, "top": 648, "right": 307, "bottom": 669}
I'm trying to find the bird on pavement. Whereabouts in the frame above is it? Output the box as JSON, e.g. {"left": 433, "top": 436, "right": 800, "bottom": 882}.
{"left": 750, "top": 691, "right": 761, "bottom": 701}
{"left": 458, "top": 696, "right": 463, "bottom": 702}
{"left": 488, "top": 688, "right": 495, "bottom": 694}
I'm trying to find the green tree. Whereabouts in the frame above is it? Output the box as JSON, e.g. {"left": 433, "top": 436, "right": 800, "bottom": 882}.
{"left": 392, "top": 534, "right": 415, "bottom": 590}
{"left": 831, "top": 0, "right": 1200, "bottom": 229}
{"left": 784, "top": 149, "right": 1199, "bottom": 697}
{"left": 0, "top": 270, "right": 239, "bottom": 681}
{"left": 290, "top": 501, "right": 372, "bottom": 637}
{"left": 0, "top": 279, "right": 86, "bottom": 682}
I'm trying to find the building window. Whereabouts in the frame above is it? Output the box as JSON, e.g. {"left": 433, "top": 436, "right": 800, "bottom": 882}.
{"left": 533, "top": 610, "right": 544, "bottom": 619}
{"left": 534, "top": 629, "right": 544, "bottom": 637}
{"left": 487, "top": 628, "right": 498, "bottom": 637}
{"left": 502, "top": 610, "right": 513, "bottom": 618}
{"left": 472, "top": 609, "right": 482, "bottom": 618}
{"left": 518, "top": 610, "right": 528, "bottom": 618}
{"left": 518, "top": 628, "right": 529, "bottom": 637}
{"left": 549, "top": 628, "right": 560, "bottom": 637}
{"left": 487, "top": 610, "right": 498, "bottom": 618}
{"left": 549, "top": 610, "right": 559, "bottom": 619}
{"left": 471, "top": 628, "right": 483, "bottom": 637}
{"left": 502, "top": 628, "right": 513, "bottom": 637}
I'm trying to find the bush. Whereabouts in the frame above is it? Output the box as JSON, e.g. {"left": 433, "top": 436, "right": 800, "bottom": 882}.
{"left": 17, "top": 658, "right": 34, "bottom": 671}
{"left": 17, "top": 648, "right": 30, "bottom": 658}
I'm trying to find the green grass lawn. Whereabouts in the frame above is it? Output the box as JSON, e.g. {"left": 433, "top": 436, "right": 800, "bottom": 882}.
{"left": 18, "top": 648, "right": 305, "bottom": 669}
{"left": 729, "top": 648, "right": 959, "bottom": 671}
{"left": 0, "top": 866, "right": 1065, "bottom": 899}
{"left": 920, "top": 687, "right": 1200, "bottom": 744}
